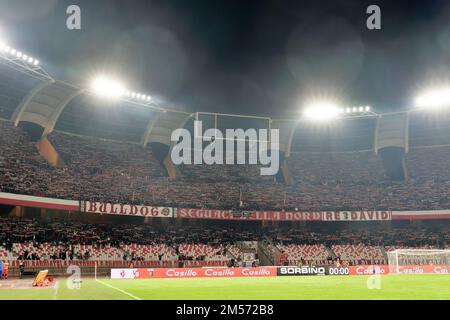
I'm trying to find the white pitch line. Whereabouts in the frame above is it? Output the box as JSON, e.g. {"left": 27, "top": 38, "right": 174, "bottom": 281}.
{"left": 53, "top": 281, "right": 59, "bottom": 300}
{"left": 95, "top": 279, "right": 142, "bottom": 300}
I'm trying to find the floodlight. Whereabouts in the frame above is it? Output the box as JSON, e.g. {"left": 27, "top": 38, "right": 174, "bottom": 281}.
{"left": 91, "top": 76, "right": 126, "bottom": 99}
{"left": 303, "top": 101, "right": 341, "bottom": 121}
{"left": 365, "top": 106, "right": 371, "bottom": 112}
{"left": 415, "top": 88, "right": 450, "bottom": 110}
{"left": 33, "top": 59, "right": 39, "bottom": 66}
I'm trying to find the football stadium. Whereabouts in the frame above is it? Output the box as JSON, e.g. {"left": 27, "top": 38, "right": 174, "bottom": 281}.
{"left": 0, "top": 0, "right": 450, "bottom": 303}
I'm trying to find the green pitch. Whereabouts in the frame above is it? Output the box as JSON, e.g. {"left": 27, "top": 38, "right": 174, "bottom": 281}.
{"left": 0, "top": 275, "right": 449, "bottom": 300}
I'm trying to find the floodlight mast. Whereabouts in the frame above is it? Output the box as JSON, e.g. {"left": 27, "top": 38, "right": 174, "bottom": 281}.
{"left": 339, "top": 109, "right": 379, "bottom": 120}
{"left": 301, "top": 101, "right": 379, "bottom": 123}
{"left": 0, "top": 46, "right": 53, "bottom": 82}
{"left": 88, "top": 75, "right": 168, "bottom": 113}
{"left": 0, "top": 39, "right": 50, "bottom": 79}
{"left": 85, "top": 88, "right": 168, "bottom": 113}
{"left": 415, "top": 88, "right": 450, "bottom": 111}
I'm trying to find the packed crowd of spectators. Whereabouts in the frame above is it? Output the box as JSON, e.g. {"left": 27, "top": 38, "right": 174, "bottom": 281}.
{"left": 1, "top": 217, "right": 448, "bottom": 265}
{"left": 1, "top": 120, "right": 450, "bottom": 211}
{"left": 263, "top": 227, "right": 447, "bottom": 248}
{"left": 0, "top": 217, "right": 258, "bottom": 263}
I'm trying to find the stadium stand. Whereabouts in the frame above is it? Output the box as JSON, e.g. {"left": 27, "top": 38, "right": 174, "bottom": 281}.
{"left": 178, "top": 243, "right": 229, "bottom": 262}
{"left": 1, "top": 217, "right": 448, "bottom": 269}
{"left": 2, "top": 121, "right": 450, "bottom": 211}
{"left": 121, "top": 244, "right": 178, "bottom": 261}
{"left": 276, "top": 244, "right": 330, "bottom": 265}
{"left": 331, "top": 244, "right": 385, "bottom": 265}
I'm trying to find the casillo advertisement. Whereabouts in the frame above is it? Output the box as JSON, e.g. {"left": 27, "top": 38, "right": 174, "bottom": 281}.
{"left": 350, "top": 265, "right": 389, "bottom": 276}
{"left": 111, "top": 267, "right": 278, "bottom": 279}
{"left": 175, "top": 208, "right": 392, "bottom": 221}
{"left": 349, "top": 265, "right": 390, "bottom": 275}
{"left": 349, "top": 265, "right": 448, "bottom": 275}
{"left": 82, "top": 201, "right": 173, "bottom": 218}
{"left": 394, "top": 265, "right": 449, "bottom": 274}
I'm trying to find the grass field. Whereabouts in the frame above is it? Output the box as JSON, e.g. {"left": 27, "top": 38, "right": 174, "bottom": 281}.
{"left": 0, "top": 275, "right": 449, "bottom": 300}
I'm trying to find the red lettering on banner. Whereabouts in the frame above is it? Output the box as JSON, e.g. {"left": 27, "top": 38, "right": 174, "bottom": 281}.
{"left": 88, "top": 201, "right": 97, "bottom": 212}
{"left": 84, "top": 202, "right": 171, "bottom": 218}
{"left": 129, "top": 205, "right": 137, "bottom": 215}
{"left": 176, "top": 208, "right": 392, "bottom": 222}
{"left": 150, "top": 207, "right": 159, "bottom": 216}
{"left": 99, "top": 203, "right": 107, "bottom": 214}
{"left": 85, "top": 203, "right": 392, "bottom": 221}
{"left": 140, "top": 206, "right": 149, "bottom": 216}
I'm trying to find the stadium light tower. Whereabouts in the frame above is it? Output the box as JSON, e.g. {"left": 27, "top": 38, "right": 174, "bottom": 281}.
{"left": 90, "top": 76, "right": 126, "bottom": 99}
{"left": 0, "top": 39, "right": 40, "bottom": 66}
{"left": 302, "top": 99, "right": 376, "bottom": 122}
{"left": 415, "top": 87, "right": 450, "bottom": 111}
{"left": 0, "top": 36, "right": 51, "bottom": 81}
{"left": 302, "top": 100, "right": 341, "bottom": 121}
{"left": 89, "top": 74, "right": 164, "bottom": 111}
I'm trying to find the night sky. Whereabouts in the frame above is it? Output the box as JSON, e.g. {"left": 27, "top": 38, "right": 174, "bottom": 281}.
{"left": 1, "top": 0, "right": 450, "bottom": 117}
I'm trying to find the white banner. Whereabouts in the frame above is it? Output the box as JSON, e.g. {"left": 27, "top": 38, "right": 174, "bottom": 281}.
{"left": 322, "top": 211, "right": 392, "bottom": 221}
{"left": 82, "top": 201, "right": 173, "bottom": 218}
